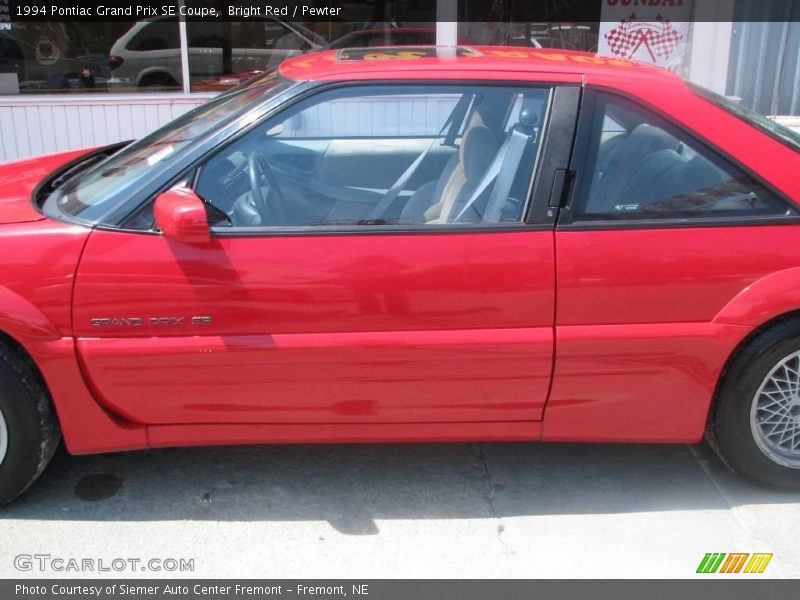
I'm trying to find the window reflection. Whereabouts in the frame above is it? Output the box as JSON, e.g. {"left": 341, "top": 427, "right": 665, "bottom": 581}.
{"left": 0, "top": 21, "right": 181, "bottom": 94}
{"left": 186, "top": 20, "right": 324, "bottom": 92}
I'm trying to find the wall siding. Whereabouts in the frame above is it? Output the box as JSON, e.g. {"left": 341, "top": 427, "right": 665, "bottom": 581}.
{"left": 0, "top": 85, "right": 797, "bottom": 165}
{"left": 0, "top": 94, "right": 213, "bottom": 162}
{"left": 727, "top": 1, "right": 800, "bottom": 116}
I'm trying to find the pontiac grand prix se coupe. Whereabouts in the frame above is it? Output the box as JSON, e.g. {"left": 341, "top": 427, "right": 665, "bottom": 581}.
{"left": 1, "top": 47, "right": 800, "bottom": 503}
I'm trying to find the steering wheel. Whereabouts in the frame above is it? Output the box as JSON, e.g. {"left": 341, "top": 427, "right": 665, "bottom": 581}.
{"left": 248, "top": 153, "right": 287, "bottom": 226}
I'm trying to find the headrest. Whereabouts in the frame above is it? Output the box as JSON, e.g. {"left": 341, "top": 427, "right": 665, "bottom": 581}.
{"left": 519, "top": 97, "right": 541, "bottom": 131}
{"left": 629, "top": 123, "right": 680, "bottom": 153}
{"left": 681, "top": 154, "right": 727, "bottom": 189}
{"left": 205, "top": 157, "right": 237, "bottom": 178}
{"left": 465, "top": 104, "right": 503, "bottom": 134}
{"left": 197, "top": 157, "right": 238, "bottom": 210}
{"left": 460, "top": 126, "right": 499, "bottom": 184}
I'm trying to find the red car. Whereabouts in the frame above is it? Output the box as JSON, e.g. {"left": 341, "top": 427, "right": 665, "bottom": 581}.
{"left": 1, "top": 47, "right": 799, "bottom": 504}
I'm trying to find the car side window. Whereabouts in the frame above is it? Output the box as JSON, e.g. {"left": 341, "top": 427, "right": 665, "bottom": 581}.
{"left": 127, "top": 18, "right": 180, "bottom": 52}
{"left": 573, "top": 93, "right": 793, "bottom": 221}
{"left": 193, "top": 85, "right": 550, "bottom": 229}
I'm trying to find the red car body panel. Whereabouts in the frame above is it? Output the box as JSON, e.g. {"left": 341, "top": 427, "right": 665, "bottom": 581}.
{"left": 73, "top": 229, "right": 554, "bottom": 425}
{"left": 556, "top": 226, "right": 800, "bottom": 326}
{"left": 543, "top": 226, "right": 800, "bottom": 442}
{"left": 543, "top": 322, "right": 750, "bottom": 442}
{"left": 0, "top": 151, "right": 151, "bottom": 454}
{"left": 0, "top": 221, "right": 89, "bottom": 340}
{"left": 0, "top": 149, "right": 90, "bottom": 225}
{"left": 0, "top": 47, "right": 798, "bottom": 454}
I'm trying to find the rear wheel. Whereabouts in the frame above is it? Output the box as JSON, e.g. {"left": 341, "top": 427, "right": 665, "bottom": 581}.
{"left": 713, "top": 320, "right": 800, "bottom": 488}
{"left": 0, "top": 339, "right": 60, "bottom": 505}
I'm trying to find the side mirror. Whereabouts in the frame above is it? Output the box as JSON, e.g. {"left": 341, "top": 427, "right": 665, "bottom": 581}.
{"left": 154, "top": 187, "right": 211, "bottom": 244}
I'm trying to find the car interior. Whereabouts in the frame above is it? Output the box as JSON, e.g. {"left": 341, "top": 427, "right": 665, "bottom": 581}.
{"left": 581, "top": 97, "right": 789, "bottom": 218}
{"left": 192, "top": 86, "right": 549, "bottom": 228}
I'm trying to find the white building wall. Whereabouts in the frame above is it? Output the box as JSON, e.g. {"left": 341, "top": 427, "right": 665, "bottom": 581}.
{"left": 0, "top": 93, "right": 213, "bottom": 162}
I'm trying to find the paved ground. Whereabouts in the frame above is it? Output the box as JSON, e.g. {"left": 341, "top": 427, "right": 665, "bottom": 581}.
{"left": 1, "top": 440, "right": 799, "bottom": 578}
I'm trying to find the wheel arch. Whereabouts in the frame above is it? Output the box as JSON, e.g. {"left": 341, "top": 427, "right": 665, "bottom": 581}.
{"left": 708, "top": 266, "right": 800, "bottom": 429}
{"left": 708, "top": 308, "right": 800, "bottom": 431}
{"left": 0, "top": 296, "right": 149, "bottom": 455}
{"left": 714, "top": 266, "right": 800, "bottom": 328}
{"left": 0, "top": 329, "right": 54, "bottom": 401}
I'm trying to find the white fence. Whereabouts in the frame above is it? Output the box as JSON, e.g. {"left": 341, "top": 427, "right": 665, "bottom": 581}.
{"left": 0, "top": 93, "right": 213, "bottom": 162}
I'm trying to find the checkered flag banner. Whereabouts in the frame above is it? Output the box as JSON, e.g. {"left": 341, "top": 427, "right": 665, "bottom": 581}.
{"left": 605, "top": 13, "right": 683, "bottom": 61}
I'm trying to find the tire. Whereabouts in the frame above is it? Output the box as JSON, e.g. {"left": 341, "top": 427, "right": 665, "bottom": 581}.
{"left": 713, "top": 319, "right": 800, "bottom": 488}
{"left": 0, "top": 339, "right": 60, "bottom": 505}
{"left": 138, "top": 73, "right": 178, "bottom": 92}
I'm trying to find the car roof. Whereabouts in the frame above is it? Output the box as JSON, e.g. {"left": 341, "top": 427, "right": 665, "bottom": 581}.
{"left": 278, "top": 45, "right": 682, "bottom": 84}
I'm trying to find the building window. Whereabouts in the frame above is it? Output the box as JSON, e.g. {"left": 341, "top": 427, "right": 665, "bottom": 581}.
{"left": 0, "top": 20, "right": 182, "bottom": 94}
{"left": 185, "top": 20, "right": 325, "bottom": 92}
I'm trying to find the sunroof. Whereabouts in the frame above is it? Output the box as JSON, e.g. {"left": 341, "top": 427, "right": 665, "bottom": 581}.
{"left": 336, "top": 47, "right": 481, "bottom": 62}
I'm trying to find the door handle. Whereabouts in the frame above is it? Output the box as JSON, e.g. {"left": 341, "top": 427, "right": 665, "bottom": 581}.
{"left": 549, "top": 169, "right": 576, "bottom": 209}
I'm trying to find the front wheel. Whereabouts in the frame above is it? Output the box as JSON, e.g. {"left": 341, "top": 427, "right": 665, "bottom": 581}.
{"left": 0, "top": 340, "right": 60, "bottom": 504}
{"left": 713, "top": 320, "right": 800, "bottom": 488}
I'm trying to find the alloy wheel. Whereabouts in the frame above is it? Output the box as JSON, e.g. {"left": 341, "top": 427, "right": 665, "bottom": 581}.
{"left": 750, "top": 350, "right": 800, "bottom": 469}
{"left": 0, "top": 406, "right": 7, "bottom": 466}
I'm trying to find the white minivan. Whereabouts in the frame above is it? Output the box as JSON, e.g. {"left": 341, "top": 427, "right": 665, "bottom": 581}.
{"left": 107, "top": 17, "right": 323, "bottom": 91}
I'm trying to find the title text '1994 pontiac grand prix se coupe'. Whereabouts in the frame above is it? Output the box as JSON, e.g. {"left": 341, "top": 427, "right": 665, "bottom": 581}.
{"left": 1, "top": 46, "right": 800, "bottom": 503}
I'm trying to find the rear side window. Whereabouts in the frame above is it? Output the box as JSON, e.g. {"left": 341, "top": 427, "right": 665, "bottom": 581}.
{"left": 572, "top": 93, "right": 794, "bottom": 222}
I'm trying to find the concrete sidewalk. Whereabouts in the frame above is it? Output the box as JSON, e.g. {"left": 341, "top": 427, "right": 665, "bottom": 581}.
{"left": 1, "top": 440, "right": 798, "bottom": 578}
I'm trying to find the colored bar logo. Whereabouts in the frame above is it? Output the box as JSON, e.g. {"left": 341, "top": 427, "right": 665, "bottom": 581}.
{"left": 697, "top": 553, "right": 773, "bottom": 574}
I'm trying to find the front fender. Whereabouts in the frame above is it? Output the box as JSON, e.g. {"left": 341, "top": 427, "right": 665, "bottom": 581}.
{"left": 714, "top": 267, "right": 800, "bottom": 327}
{"left": 0, "top": 285, "right": 60, "bottom": 341}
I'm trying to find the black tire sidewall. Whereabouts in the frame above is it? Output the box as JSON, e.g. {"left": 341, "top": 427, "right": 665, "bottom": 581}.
{"left": 716, "top": 324, "right": 800, "bottom": 487}
{"left": 0, "top": 360, "right": 51, "bottom": 504}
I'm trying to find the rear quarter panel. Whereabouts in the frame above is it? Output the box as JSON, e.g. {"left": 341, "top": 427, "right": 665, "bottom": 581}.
{"left": 546, "top": 75, "right": 800, "bottom": 443}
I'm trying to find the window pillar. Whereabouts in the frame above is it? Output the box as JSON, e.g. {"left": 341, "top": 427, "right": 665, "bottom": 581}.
{"left": 436, "top": 0, "right": 458, "bottom": 46}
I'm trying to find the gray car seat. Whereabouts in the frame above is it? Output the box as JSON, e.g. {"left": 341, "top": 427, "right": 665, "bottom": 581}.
{"left": 399, "top": 105, "right": 501, "bottom": 224}
{"left": 397, "top": 95, "right": 550, "bottom": 225}
{"left": 400, "top": 125, "right": 499, "bottom": 224}
{"left": 586, "top": 123, "right": 681, "bottom": 213}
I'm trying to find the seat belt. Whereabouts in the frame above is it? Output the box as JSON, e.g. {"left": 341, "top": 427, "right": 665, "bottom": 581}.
{"left": 367, "top": 95, "right": 472, "bottom": 221}
{"left": 453, "top": 126, "right": 530, "bottom": 223}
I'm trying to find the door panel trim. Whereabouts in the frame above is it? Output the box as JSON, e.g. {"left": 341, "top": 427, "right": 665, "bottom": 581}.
{"left": 148, "top": 420, "right": 543, "bottom": 448}
{"left": 77, "top": 327, "right": 553, "bottom": 425}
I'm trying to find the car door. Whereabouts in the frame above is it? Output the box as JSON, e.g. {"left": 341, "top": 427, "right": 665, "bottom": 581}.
{"left": 546, "top": 88, "right": 800, "bottom": 442}
{"left": 72, "top": 82, "right": 578, "bottom": 427}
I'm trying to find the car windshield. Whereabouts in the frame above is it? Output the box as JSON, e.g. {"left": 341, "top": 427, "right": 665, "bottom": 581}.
{"left": 48, "top": 72, "right": 291, "bottom": 222}
{"left": 687, "top": 82, "right": 800, "bottom": 152}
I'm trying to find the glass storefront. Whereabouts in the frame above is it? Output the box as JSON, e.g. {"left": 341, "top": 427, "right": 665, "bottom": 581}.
{"left": 0, "top": 1, "right": 796, "bottom": 121}
{"left": 184, "top": 20, "right": 325, "bottom": 91}
{"left": 0, "top": 19, "right": 326, "bottom": 94}
{"left": 0, "top": 19, "right": 603, "bottom": 96}
{"left": 0, "top": 22, "right": 156, "bottom": 93}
